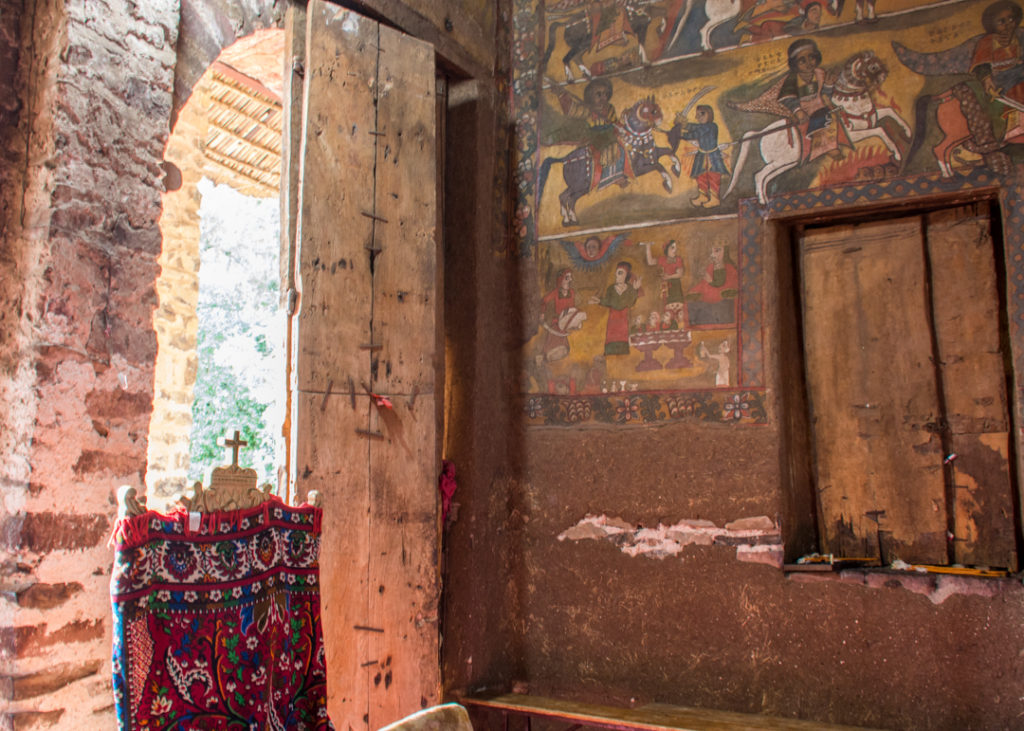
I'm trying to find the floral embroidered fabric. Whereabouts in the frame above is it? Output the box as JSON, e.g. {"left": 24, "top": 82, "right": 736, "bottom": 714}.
{"left": 111, "top": 498, "right": 333, "bottom": 730}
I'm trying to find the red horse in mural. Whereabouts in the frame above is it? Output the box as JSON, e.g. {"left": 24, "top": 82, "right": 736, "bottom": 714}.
{"left": 538, "top": 96, "right": 682, "bottom": 226}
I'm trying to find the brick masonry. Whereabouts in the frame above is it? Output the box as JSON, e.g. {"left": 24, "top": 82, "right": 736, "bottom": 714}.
{"left": 1, "top": 0, "right": 177, "bottom": 728}
{"left": 0, "top": 2, "right": 295, "bottom": 727}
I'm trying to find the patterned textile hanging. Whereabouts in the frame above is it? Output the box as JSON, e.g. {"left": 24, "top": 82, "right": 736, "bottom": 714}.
{"left": 110, "top": 496, "right": 333, "bottom": 730}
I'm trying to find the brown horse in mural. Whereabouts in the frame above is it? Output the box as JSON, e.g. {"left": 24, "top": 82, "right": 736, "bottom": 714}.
{"left": 538, "top": 97, "right": 682, "bottom": 226}
{"left": 542, "top": 0, "right": 661, "bottom": 81}
{"left": 903, "top": 84, "right": 1012, "bottom": 178}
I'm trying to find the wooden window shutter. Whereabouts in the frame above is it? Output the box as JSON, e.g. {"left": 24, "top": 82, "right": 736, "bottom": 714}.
{"left": 799, "top": 204, "right": 1016, "bottom": 570}
{"left": 291, "top": 1, "right": 441, "bottom": 727}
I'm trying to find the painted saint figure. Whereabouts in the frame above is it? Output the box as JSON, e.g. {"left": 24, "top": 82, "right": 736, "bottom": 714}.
{"left": 687, "top": 244, "right": 739, "bottom": 326}
{"left": 677, "top": 105, "right": 729, "bottom": 208}
{"left": 689, "top": 244, "right": 739, "bottom": 303}
{"left": 539, "top": 268, "right": 587, "bottom": 362}
{"left": 641, "top": 240, "right": 686, "bottom": 312}
{"left": 590, "top": 261, "right": 643, "bottom": 355}
{"left": 554, "top": 78, "right": 623, "bottom": 176}
{"left": 782, "top": 1, "right": 823, "bottom": 34}
{"left": 698, "top": 340, "right": 732, "bottom": 386}
{"left": 972, "top": 0, "right": 1024, "bottom": 142}
{"left": 778, "top": 39, "right": 846, "bottom": 162}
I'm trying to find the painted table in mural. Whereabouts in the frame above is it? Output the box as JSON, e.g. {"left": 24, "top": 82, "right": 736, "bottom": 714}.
{"left": 628, "top": 328, "right": 692, "bottom": 371}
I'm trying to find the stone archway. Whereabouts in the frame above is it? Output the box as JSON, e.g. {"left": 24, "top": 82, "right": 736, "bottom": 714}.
{"left": 148, "top": 28, "right": 285, "bottom": 504}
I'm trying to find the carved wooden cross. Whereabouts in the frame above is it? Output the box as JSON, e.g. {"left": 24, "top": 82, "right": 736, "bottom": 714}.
{"left": 221, "top": 430, "right": 248, "bottom": 468}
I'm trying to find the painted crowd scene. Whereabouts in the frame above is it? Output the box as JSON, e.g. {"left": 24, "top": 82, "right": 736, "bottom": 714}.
{"left": 515, "top": 0, "right": 1020, "bottom": 425}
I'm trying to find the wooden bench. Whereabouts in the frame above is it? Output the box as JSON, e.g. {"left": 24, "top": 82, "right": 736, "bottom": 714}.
{"left": 461, "top": 693, "right": 883, "bottom": 731}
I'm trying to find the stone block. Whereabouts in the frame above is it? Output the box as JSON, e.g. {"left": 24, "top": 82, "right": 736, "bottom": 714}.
{"left": 15, "top": 583, "right": 83, "bottom": 610}
{"left": 12, "top": 659, "right": 102, "bottom": 700}
{"left": 9, "top": 709, "right": 65, "bottom": 730}
{"left": 9, "top": 619, "right": 104, "bottom": 658}
{"left": 13, "top": 513, "right": 110, "bottom": 553}
{"left": 723, "top": 515, "right": 776, "bottom": 533}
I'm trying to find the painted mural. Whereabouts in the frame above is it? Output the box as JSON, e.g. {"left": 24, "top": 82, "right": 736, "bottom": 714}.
{"left": 514, "top": 0, "right": 1024, "bottom": 426}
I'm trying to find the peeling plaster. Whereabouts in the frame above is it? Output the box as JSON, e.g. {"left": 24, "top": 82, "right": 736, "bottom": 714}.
{"left": 789, "top": 568, "right": 1009, "bottom": 604}
{"left": 558, "top": 514, "right": 783, "bottom": 567}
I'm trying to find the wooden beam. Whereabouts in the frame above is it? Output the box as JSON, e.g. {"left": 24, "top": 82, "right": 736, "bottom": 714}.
{"left": 211, "top": 60, "right": 283, "bottom": 104}
{"left": 462, "top": 694, "right": 882, "bottom": 731}
{"left": 203, "top": 148, "right": 280, "bottom": 193}
{"left": 334, "top": 0, "right": 490, "bottom": 81}
{"left": 207, "top": 120, "right": 283, "bottom": 161}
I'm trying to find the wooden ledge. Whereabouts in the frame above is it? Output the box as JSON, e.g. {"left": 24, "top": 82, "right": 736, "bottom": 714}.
{"left": 460, "top": 693, "right": 883, "bottom": 731}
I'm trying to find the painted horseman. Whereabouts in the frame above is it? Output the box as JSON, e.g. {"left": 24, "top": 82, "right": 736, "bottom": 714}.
{"left": 543, "top": 0, "right": 665, "bottom": 81}
{"left": 553, "top": 78, "right": 627, "bottom": 183}
{"left": 725, "top": 42, "right": 911, "bottom": 203}
{"left": 774, "top": 39, "right": 850, "bottom": 162}
{"left": 539, "top": 95, "right": 682, "bottom": 225}
{"left": 893, "top": 0, "right": 1024, "bottom": 178}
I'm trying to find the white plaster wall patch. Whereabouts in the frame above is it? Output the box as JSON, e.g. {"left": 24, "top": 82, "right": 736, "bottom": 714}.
{"left": 558, "top": 513, "right": 781, "bottom": 564}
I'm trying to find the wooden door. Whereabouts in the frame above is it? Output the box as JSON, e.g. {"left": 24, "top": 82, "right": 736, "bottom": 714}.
{"left": 924, "top": 206, "right": 1016, "bottom": 569}
{"left": 799, "top": 205, "right": 1016, "bottom": 569}
{"left": 290, "top": 2, "right": 441, "bottom": 727}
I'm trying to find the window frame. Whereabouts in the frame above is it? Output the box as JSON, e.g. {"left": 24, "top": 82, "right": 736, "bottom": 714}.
{"left": 768, "top": 190, "right": 1024, "bottom": 573}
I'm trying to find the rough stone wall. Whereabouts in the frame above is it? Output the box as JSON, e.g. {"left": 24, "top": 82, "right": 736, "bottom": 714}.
{"left": 146, "top": 84, "right": 206, "bottom": 505}
{"left": 0, "top": 0, "right": 499, "bottom": 727}
{"left": 1, "top": 0, "right": 178, "bottom": 728}
{"left": 148, "top": 45, "right": 282, "bottom": 506}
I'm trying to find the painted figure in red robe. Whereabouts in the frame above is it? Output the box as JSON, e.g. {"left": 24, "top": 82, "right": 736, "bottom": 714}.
{"left": 539, "top": 268, "right": 587, "bottom": 362}
{"left": 971, "top": 0, "right": 1024, "bottom": 142}
{"left": 688, "top": 245, "right": 738, "bottom": 304}
{"left": 642, "top": 239, "right": 685, "bottom": 313}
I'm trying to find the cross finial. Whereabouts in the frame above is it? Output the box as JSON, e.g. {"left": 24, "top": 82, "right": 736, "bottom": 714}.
{"left": 221, "top": 430, "right": 248, "bottom": 468}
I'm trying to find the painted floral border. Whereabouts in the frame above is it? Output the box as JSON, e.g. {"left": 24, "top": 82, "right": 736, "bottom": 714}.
{"left": 522, "top": 389, "right": 768, "bottom": 427}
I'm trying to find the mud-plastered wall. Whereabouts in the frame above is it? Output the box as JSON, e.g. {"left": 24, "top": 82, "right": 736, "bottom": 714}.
{"left": 495, "top": 0, "right": 1024, "bottom": 728}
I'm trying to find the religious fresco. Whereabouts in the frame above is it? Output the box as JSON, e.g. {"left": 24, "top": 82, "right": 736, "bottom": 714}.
{"left": 522, "top": 215, "right": 769, "bottom": 426}
{"left": 526, "top": 219, "right": 738, "bottom": 387}
{"left": 533, "top": 0, "right": 1024, "bottom": 232}
{"left": 513, "top": 0, "right": 1024, "bottom": 425}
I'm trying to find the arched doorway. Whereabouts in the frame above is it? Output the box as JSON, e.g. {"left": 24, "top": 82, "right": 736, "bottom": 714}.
{"left": 148, "top": 28, "right": 286, "bottom": 506}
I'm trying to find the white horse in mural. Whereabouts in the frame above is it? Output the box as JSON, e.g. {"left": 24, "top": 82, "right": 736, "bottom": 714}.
{"left": 725, "top": 50, "right": 912, "bottom": 204}
{"left": 673, "top": 0, "right": 841, "bottom": 53}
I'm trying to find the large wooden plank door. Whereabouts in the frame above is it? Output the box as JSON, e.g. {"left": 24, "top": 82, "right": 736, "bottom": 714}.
{"left": 800, "top": 206, "right": 1016, "bottom": 568}
{"left": 291, "top": 2, "right": 441, "bottom": 728}
{"left": 925, "top": 206, "right": 1016, "bottom": 569}
{"left": 802, "top": 218, "right": 948, "bottom": 563}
